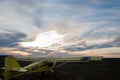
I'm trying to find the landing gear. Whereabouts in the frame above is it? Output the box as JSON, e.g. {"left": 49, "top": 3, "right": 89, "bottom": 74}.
{"left": 53, "top": 72, "right": 57, "bottom": 77}
{"left": 50, "top": 69, "right": 57, "bottom": 77}
{"left": 41, "top": 71, "right": 45, "bottom": 76}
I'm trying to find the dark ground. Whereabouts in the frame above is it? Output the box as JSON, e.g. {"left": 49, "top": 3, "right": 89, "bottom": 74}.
{"left": 1, "top": 58, "right": 120, "bottom": 80}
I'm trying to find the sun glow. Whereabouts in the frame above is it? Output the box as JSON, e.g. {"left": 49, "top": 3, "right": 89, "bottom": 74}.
{"left": 20, "top": 31, "right": 64, "bottom": 48}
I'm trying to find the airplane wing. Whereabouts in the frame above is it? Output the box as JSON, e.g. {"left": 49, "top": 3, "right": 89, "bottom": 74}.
{"left": 46, "top": 56, "right": 103, "bottom": 62}
{"left": 45, "top": 56, "right": 103, "bottom": 68}
{"left": 16, "top": 56, "right": 103, "bottom": 69}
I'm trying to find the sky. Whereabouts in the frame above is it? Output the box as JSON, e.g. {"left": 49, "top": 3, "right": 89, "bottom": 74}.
{"left": 0, "top": 0, "right": 120, "bottom": 58}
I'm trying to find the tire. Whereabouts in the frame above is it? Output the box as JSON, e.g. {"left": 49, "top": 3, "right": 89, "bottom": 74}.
{"left": 53, "top": 72, "right": 57, "bottom": 77}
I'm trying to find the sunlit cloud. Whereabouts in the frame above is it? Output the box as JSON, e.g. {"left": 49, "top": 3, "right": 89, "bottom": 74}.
{"left": 20, "top": 31, "right": 65, "bottom": 48}
{"left": 0, "top": 47, "right": 31, "bottom": 56}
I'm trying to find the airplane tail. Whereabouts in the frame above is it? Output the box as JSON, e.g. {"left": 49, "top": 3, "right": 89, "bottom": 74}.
{"left": 4, "top": 56, "right": 21, "bottom": 70}
{"left": 3, "top": 56, "right": 21, "bottom": 80}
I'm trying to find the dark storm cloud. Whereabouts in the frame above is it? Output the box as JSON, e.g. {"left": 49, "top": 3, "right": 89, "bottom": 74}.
{"left": 0, "top": 31, "right": 26, "bottom": 47}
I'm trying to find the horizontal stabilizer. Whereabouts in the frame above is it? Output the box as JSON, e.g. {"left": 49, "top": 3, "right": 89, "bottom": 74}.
{"left": 12, "top": 68, "right": 28, "bottom": 72}
{"left": 0, "top": 67, "right": 4, "bottom": 70}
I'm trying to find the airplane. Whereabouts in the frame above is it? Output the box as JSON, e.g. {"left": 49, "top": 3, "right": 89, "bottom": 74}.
{"left": 1, "top": 55, "right": 57, "bottom": 80}
{"left": 0, "top": 55, "right": 102, "bottom": 80}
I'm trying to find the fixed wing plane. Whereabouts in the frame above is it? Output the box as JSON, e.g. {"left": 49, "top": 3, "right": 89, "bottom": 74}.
{"left": 1, "top": 55, "right": 57, "bottom": 80}
{"left": 0, "top": 55, "right": 102, "bottom": 80}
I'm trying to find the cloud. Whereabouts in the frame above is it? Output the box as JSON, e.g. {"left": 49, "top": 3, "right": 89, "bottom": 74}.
{"left": 112, "top": 36, "right": 120, "bottom": 47}
{"left": 0, "top": 31, "right": 26, "bottom": 47}
{"left": 82, "top": 26, "right": 120, "bottom": 39}
{"left": 0, "top": 0, "right": 44, "bottom": 35}
{"left": 64, "top": 35, "right": 120, "bottom": 52}
{"left": 0, "top": 0, "right": 120, "bottom": 57}
{"left": 0, "top": 47, "right": 31, "bottom": 56}
{"left": 81, "top": 47, "right": 120, "bottom": 58}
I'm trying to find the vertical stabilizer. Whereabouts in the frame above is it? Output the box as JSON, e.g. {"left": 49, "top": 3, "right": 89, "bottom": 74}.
{"left": 4, "top": 56, "right": 21, "bottom": 70}
{"left": 4, "top": 56, "right": 21, "bottom": 80}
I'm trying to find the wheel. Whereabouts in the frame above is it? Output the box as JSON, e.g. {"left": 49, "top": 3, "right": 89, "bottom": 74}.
{"left": 41, "top": 71, "right": 45, "bottom": 76}
{"left": 53, "top": 72, "right": 57, "bottom": 77}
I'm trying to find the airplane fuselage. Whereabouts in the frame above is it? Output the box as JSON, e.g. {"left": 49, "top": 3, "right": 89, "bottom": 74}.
{"left": 4, "top": 61, "right": 54, "bottom": 80}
